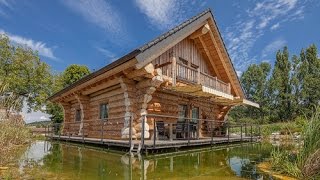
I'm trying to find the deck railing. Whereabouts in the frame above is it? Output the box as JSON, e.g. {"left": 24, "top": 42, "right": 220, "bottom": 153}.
{"left": 45, "top": 114, "right": 261, "bottom": 153}
{"left": 158, "top": 61, "right": 231, "bottom": 95}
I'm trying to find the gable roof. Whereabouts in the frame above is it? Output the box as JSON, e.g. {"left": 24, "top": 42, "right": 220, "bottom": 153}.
{"left": 49, "top": 8, "right": 245, "bottom": 101}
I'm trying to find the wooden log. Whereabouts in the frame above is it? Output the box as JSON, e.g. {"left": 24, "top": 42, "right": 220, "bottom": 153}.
{"left": 125, "top": 63, "right": 154, "bottom": 79}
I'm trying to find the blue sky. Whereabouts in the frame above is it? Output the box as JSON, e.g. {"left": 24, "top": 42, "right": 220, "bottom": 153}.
{"left": 0, "top": 0, "right": 319, "bottom": 122}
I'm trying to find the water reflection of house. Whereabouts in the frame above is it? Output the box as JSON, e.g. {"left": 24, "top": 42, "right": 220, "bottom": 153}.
{"left": 48, "top": 9, "right": 258, "bottom": 141}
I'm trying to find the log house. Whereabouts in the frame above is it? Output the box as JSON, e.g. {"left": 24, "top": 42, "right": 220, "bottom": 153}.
{"left": 48, "top": 9, "right": 259, "bottom": 140}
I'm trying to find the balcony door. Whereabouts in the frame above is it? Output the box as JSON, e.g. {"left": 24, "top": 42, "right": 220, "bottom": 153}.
{"left": 178, "top": 105, "right": 187, "bottom": 122}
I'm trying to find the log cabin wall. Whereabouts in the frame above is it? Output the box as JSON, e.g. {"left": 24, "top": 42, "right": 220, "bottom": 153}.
{"left": 152, "top": 38, "right": 216, "bottom": 77}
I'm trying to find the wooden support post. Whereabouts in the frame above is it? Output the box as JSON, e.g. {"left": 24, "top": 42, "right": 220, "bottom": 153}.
{"left": 153, "top": 118, "right": 156, "bottom": 149}
{"left": 228, "top": 83, "right": 231, "bottom": 94}
{"left": 172, "top": 57, "right": 177, "bottom": 87}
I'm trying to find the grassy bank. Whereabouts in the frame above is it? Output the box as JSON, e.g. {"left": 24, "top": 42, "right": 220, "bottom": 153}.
{"left": 270, "top": 108, "right": 320, "bottom": 179}
{"left": 0, "top": 119, "right": 32, "bottom": 165}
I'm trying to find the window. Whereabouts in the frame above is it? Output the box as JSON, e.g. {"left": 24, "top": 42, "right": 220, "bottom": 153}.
{"left": 99, "top": 103, "right": 109, "bottom": 120}
{"left": 75, "top": 109, "right": 81, "bottom": 122}
{"left": 178, "top": 105, "right": 188, "bottom": 122}
{"left": 191, "top": 107, "right": 199, "bottom": 123}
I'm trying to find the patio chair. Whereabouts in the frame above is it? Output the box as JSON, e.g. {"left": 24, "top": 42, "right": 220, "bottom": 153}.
{"left": 156, "top": 121, "right": 168, "bottom": 140}
{"left": 176, "top": 122, "right": 186, "bottom": 139}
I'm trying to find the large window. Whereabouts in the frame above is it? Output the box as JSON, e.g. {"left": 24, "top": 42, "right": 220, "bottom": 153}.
{"left": 99, "top": 103, "right": 109, "bottom": 120}
{"left": 191, "top": 107, "right": 199, "bottom": 123}
{"left": 75, "top": 109, "right": 81, "bottom": 122}
{"left": 178, "top": 105, "right": 188, "bottom": 122}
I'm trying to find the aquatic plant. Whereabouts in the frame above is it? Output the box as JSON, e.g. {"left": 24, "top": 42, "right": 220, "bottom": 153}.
{"left": 270, "top": 107, "right": 320, "bottom": 179}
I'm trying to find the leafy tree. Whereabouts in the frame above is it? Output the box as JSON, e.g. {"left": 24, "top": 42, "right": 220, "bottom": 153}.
{"left": 46, "top": 64, "right": 90, "bottom": 123}
{"left": 269, "top": 47, "right": 292, "bottom": 121}
{"left": 299, "top": 44, "right": 320, "bottom": 116}
{"left": 241, "top": 62, "right": 272, "bottom": 119}
{"left": 0, "top": 35, "right": 52, "bottom": 113}
{"left": 61, "top": 64, "right": 90, "bottom": 87}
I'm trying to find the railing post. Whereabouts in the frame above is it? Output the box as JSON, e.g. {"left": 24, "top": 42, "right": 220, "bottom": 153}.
{"left": 187, "top": 119, "right": 190, "bottom": 146}
{"left": 240, "top": 124, "right": 243, "bottom": 142}
{"left": 101, "top": 120, "right": 104, "bottom": 144}
{"left": 129, "top": 116, "right": 132, "bottom": 150}
{"left": 68, "top": 123, "right": 70, "bottom": 141}
{"left": 58, "top": 124, "right": 61, "bottom": 140}
{"left": 141, "top": 115, "right": 145, "bottom": 151}
{"left": 214, "top": 77, "right": 217, "bottom": 89}
{"left": 197, "top": 67, "right": 200, "bottom": 84}
{"left": 210, "top": 121, "right": 213, "bottom": 146}
{"left": 227, "top": 123, "right": 230, "bottom": 143}
{"left": 82, "top": 123, "right": 85, "bottom": 143}
{"left": 51, "top": 124, "right": 53, "bottom": 139}
{"left": 250, "top": 125, "right": 253, "bottom": 142}
{"left": 245, "top": 123, "right": 247, "bottom": 137}
{"left": 172, "top": 57, "right": 177, "bottom": 87}
{"left": 153, "top": 118, "right": 156, "bottom": 149}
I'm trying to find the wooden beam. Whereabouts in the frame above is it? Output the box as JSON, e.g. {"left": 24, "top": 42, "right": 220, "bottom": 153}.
{"left": 189, "top": 23, "right": 210, "bottom": 39}
{"left": 125, "top": 63, "right": 154, "bottom": 79}
{"left": 207, "top": 26, "right": 240, "bottom": 97}
{"left": 198, "top": 36, "right": 221, "bottom": 79}
{"left": 82, "top": 78, "right": 120, "bottom": 95}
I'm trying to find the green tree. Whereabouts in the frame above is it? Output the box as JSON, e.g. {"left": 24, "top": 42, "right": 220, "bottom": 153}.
{"left": 0, "top": 35, "right": 52, "bottom": 113}
{"left": 239, "top": 62, "right": 271, "bottom": 119}
{"left": 46, "top": 64, "right": 90, "bottom": 123}
{"left": 299, "top": 44, "right": 320, "bottom": 116}
{"left": 62, "top": 64, "right": 90, "bottom": 87}
{"left": 269, "top": 47, "right": 292, "bottom": 121}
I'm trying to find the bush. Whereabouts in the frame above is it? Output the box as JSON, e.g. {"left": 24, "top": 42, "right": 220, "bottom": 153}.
{"left": 0, "top": 119, "right": 32, "bottom": 165}
{"left": 270, "top": 107, "right": 320, "bottom": 179}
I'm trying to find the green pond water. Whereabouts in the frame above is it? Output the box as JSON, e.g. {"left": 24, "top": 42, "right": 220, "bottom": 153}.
{"left": 5, "top": 141, "right": 283, "bottom": 179}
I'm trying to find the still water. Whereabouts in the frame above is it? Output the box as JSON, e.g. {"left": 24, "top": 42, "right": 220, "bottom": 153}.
{"left": 13, "top": 141, "right": 276, "bottom": 179}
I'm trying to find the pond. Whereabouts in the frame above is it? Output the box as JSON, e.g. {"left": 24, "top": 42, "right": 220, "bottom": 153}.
{"left": 3, "top": 141, "right": 280, "bottom": 179}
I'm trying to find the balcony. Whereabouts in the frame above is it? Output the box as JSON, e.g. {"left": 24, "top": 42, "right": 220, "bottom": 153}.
{"left": 157, "top": 60, "right": 232, "bottom": 99}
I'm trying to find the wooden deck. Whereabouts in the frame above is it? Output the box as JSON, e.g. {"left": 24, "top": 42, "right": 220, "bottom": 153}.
{"left": 48, "top": 135, "right": 258, "bottom": 153}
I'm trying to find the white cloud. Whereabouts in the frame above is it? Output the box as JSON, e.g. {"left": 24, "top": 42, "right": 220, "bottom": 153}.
{"left": 62, "top": 0, "right": 125, "bottom": 42}
{"left": 224, "top": 0, "right": 307, "bottom": 72}
{"left": 0, "top": 29, "right": 57, "bottom": 60}
{"left": 270, "top": 23, "right": 280, "bottom": 30}
{"left": 134, "top": 0, "right": 205, "bottom": 30}
{"left": 96, "top": 47, "right": 118, "bottom": 63}
{"left": 262, "top": 38, "right": 287, "bottom": 58}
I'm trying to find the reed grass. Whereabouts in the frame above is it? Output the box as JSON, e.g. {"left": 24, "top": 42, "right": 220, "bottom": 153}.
{"left": 0, "top": 119, "right": 31, "bottom": 165}
{"left": 270, "top": 107, "right": 320, "bottom": 179}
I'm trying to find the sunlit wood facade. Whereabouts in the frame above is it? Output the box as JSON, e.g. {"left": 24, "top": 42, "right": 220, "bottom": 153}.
{"left": 48, "top": 9, "right": 258, "bottom": 140}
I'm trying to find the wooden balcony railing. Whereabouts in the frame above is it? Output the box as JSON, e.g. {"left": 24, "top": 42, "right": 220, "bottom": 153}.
{"left": 157, "top": 60, "right": 231, "bottom": 95}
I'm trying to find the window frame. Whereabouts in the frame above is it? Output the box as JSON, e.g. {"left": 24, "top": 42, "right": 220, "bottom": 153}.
{"left": 99, "top": 103, "right": 109, "bottom": 120}
{"left": 75, "top": 109, "right": 81, "bottom": 122}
